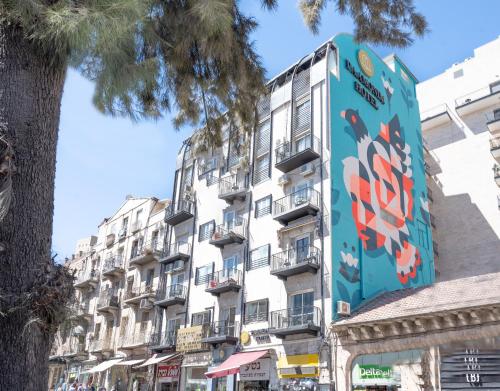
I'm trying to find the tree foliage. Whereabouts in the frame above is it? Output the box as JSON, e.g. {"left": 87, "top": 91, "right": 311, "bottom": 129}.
{"left": 0, "top": 0, "right": 427, "bottom": 149}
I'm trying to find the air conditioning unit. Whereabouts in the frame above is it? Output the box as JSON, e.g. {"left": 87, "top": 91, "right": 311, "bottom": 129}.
{"left": 300, "top": 163, "right": 315, "bottom": 176}
{"left": 139, "top": 298, "right": 153, "bottom": 310}
{"left": 278, "top": 174, "right": 290, "bottom": 186}
{"left": 337, "top": 300, "right": 351, "bottom": 316}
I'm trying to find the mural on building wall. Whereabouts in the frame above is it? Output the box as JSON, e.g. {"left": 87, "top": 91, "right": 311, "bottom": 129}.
{"left": 330, "top": 34, "right": 435, "bottom": 318}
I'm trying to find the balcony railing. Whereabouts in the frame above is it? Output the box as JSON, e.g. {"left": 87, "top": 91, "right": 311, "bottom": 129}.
{"left": 218, "top": 174, "right": 248, "bottom": 203}
{"left": 129, "top": 240, "right": 163, "bottom": 267}
{"left": 119, "top": 331, "right": 148, "bottom": 348}
{"left": 96, "top": 290, "right": 120, "bottom": 313}
{"left": 271, "top": 246, "right": 320, "bottom": 279}
{"left": 164, "top": 200, "right": 194, "bottom": 226}
{"left": 160, "top": 242, "right": 191, "bottom": 264}
{"left": 90, "top": 338, "right": 112, "bottom": 353}
{"left": 269, "top": 306, "right": 321, "bottom": 337}
{"left": 149, "top": 330, "right": 177, "bottom": 351}
{"left": 455, "top": 84, "right": 500, "bottom": 116}
{"left": 209, "top": 218, "right": 247, "bottom": 248}
{"left": 74, "top": 269, "right": 99, "bottom": 289}
{"left": 275, "top": 135, "right": 321, "bottom": 173}
{"left": 102, "top": 255, "right": 125, "bottom": 278}
{"left": 124, "top": 285, "right": 156, "bottom": 305}
{"left": 71, "top": 301, "right": 92, "bottom": 320}
{"left": 273, "top": 187, "right": 320, "bottom": 225}
{"left": 201, "top": 321, "right": 239, "bottom": 345}
{"left": 155, "top": 284, "right": 187, "bottom": 308}
{"left": 66, "top": 338, "right": 86, "bottom": 357}
{"left": 205, "top": 269, "right": 242, "bottom": 296}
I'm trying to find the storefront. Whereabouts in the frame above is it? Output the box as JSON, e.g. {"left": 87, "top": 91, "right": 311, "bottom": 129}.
{"left": 238, "top": 358, "right": 271, "bottom": 391}
{"left": 157, "top": 361, "right": 181, "bottom": 391}
{"left": 277, "top": 354, "right": 320, "bottom": 390}
{"left": 182, "top": 352, "right": 212, "bottom": 391}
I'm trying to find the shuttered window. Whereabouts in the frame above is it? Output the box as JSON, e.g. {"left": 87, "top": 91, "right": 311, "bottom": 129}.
{"left": 294, "top": 99, "right": 311, "bottom": 136}
{"left": 195, "top": 263, "right": 214, "bottom": 285}
{"left": 199, "top": 221, "right": 215, "bottom": 242}
{"left": 255, "top": 195, "right": 272, "bottom": 218}
{"left": 255, "top": 120, "right": 271, "bottom": 156}
{"left": 253, "top": 119, "right": 271, "bottom": 185}
{"left": 247, "top": 244, "right": 270, "bottom": 271}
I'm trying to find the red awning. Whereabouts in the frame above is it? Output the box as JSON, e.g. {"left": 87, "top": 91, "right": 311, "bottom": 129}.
{"left": 205, "top": 350, "right": 268, "bottom": 379}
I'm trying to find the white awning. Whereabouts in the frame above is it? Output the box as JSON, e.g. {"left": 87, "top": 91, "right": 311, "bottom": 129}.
{"left": 87, "top": 358, "right": 123, "bottom": 373}
{"left": 135, "top": 353, "right": 180, "bottom": 368}
{"left": 116, "top": 359, "right": 144, "bottom": 366}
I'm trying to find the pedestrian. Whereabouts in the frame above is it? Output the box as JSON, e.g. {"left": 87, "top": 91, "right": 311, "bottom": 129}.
{"left": 69, "top": 383, "right": 77, "bottom": 391}
{"left": 77, "top": 384, "right": 84, "bottom": 391}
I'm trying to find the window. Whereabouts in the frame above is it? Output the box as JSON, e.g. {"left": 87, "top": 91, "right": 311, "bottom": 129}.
{"left": 289, "top": 291, "right": 314, "bottom": 326}
{"left": 195, "top": 263, "right": 213, "bottom": 285}
{"left": 253, "top": 155, "right": 270, "bottom": 184}
{"left": 140, "top": 312, "right": 150, "bottom": 333}
{"left": 494, "top": 108, "right": 500, "bottom": 121}
{"left": 145, "top": 269, "right": 154, "bottom": 287}
{"left": 191, "top": 310, "right": 211, "bottom": 326}
{"left": 199, "top": 220, "right": 215, "bottom": 241}
{"left": 151, "top": 230, "right": 159, "bottom": 250}
{"left": 223, "top": 256, "right": 237, "bottom": 271}
{"left": 295, "top": 236, "right": 311, "bottom": 262}
{"left": 94, "top": 323, "right": 101, "bottom": 339}
{"left": 245, "top": 299, "right": 268, "bottom": 323}
{"left": 453, "top": 69, "right": 464, "bottom": 79}
{"left": 417, "top": 219, "right": 429, "bottom": 250}
{"left": 255, "top": 195, "right": 272, "bottom": 218}
{"left": 247, "top": 244, "right": 270, "bottom": 270}
{"left": 254, "top": 120, "right": 271, "bottom": 157}
{"left": 295, "top": 99, "right": 311, "bottom": 133}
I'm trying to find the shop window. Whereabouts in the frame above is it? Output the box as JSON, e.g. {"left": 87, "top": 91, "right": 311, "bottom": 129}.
{"left": 191, "top": 311, "right": 211, "bottom": 326}
{"left": 198, "top": 220, "right": 215, "bottom": 242}
{"left": 255, "top": 195, "right": 272, "bottom": 218}
{"left": 247, "top": 244, "right": 270, "bottom": 270}
{"left": 195, "top": 263, "right": 214, "bottom": 285}
{"left": 244, "top": 299, "right": 269, "bottom": 323}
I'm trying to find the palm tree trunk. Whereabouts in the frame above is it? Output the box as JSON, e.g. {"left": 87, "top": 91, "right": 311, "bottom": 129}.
{"left": 0, "top": 21, "right": 67, "bottom": 390}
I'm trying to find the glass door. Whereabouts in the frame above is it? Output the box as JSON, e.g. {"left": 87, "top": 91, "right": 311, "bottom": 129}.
{"left": 295, "top": 236, "right": 310, "bottom": 264}
{"left": 292, "top": 182, "right": 309, "bottom": 206}
{"left": 222, "top": 256, "right": 237, "bottom": 281}
{"left": 170, "top": 272, "right": 184, "bottom": 296}
{"left": 219, "top": 307, "right": 236, "bottom": 336}
{"left": 289, "top": 291, "right": 314, "bottom": 326}
{"left": 223, "top": 210, "right": 235, "bottom": 231}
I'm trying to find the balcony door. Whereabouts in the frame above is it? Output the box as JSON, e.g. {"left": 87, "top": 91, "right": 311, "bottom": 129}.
{"left": 223, "top": 256, "right": 237, "bottom": 274}
{"left": 219, "top": 307, "right": 236, "bottom": 336}
{"left": 295, "top": 236, "right": 310, "bottom": 264}
{"left": 223, "top": 210, "right": 235, "bottom": 230}
{"left": 170, "top": 272, "right": 184, "bottom": 296}
{"left": 289, "top": 291, "right": 314, "bottom": 326}
{"left": 292, "top": 182, "right": 309, "bottom": 206}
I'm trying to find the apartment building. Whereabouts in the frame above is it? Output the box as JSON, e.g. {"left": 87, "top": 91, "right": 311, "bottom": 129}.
{"left": 49, "top": 196, "right": 169, "bottom": 390}
{"left": 330, "top": 37, "right": 500, "bottom": 390}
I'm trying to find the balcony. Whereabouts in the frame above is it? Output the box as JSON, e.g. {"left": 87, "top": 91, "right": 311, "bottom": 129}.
{"left": 271, "top": 246, "right": 320, "bottom": 280}
{"left": 486, "top": 111, "right": 500, "bottom": 136}
{"left": 74, "top": 269, "right": 99, "bottom": 290}
{"left": 106, "top": 233, "right": 115, "bottom": 248}
{"left": 209, "top": 219, "right": 247, "bottom": 248}
{"left": 159, "top": 242, "right": 191, "bottom": 264}
{"left": 90, "top": 338, "right": 113, "bottom": 354}
{"left": 123, "top": 285, "right": 156, "bottom": 306}
{"left": 64, "top": 339, "right": 87, "bottom": 359}
{"left": 205, "top": 269, "right": 242, "bottom": 296}
{"left": 119, "top": 331, "right": 148, "bottom": 349}
{"left": 218, "top": 174, "right": 248, "bottom": 204}
{"left": 455, "top": 84, "right": 500, "bottom": 117}
{"left": 273, "top": 188, "right": 320, "bottom": 225}
{"left": 164, "top": 259, "right": 186, "bottom": 274}
{"left": 70, "top": 302, "right": 93, "bottom": 322}
{"left": 201, "top": 321, "right": 239, "bottom": 345}
{"left": 154, "top": 284, "right": 187, "bottom": 308}
{"left": 495, "top": 165, "right": 500, "bottom": 187}
{"left": 491, "top": 137, "right": 500, "bottom": 162}
{"left": 275, "top": 135, "right": 321, "bottom": 173}
{"left": 420, "top": 104, "right": 452, "bottom": 131}
{"left": 164, "top": 200, "right": 194, "bottom": 226}
{"left": 149, "top": 330, "right": 177, "bottom": 352}
{"left": 96, "top": 291, "right": 120, "bottom": 315}
{"left": 102, "top": 255, "right": 125, "bottom": 280}
{"left": 269, "top": 307, "right": 321, "bottom": 338}
{"left": 129, "top": 240, "right": 163, "bottom": 268}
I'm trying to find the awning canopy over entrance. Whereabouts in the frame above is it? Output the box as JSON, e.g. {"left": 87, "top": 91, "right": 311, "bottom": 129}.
{"left": 135, "top": 353, "right": 180, "bottom": 368}
{"left": 116, "top": 359, "right": 145, "bottom": 366}
{"left": 205, "top": 350, "right": 268, "bottom": 379}
{"left": 87, "top": 358, "right": 123, "bottom": 373}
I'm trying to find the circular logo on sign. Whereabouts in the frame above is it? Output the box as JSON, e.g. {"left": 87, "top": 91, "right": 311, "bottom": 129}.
{"left": 240, "top": 331, "right": 250, "bottom": 345}
{"left": 358, "top": 50, "right": 374, "bottom": 77}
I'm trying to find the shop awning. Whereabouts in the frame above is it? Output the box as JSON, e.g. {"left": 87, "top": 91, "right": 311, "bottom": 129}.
{"left": 116, "top": 359, "right": 145, "bottom": 366}
{"left": 205, "top": 350, "right": 268, "bottom": 379}
{"left": 135, "top": 353, "right": 180, "bottom": 368}
{"left": 277, "top": 354, "right": 319, "bottom": 378}
{"left": 87, "top": 358, "right": 123, "bottom": 373}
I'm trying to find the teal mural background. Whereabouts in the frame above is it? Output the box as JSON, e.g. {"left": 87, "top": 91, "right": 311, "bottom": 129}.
{"left": 330, "top": 34, "right": 435, "bottom": 319}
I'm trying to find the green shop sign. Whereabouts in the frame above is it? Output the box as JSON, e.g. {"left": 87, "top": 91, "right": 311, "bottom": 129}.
{"left": 359, "top": 365, "right": 393, "bottom": 379}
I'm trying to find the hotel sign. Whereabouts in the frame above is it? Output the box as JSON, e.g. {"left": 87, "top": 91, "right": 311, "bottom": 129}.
{"left": 175, "top": 326, "right": 208, "bottom": 352}
{"left": 345, "top": 56, "right": 385, "bottom": 110}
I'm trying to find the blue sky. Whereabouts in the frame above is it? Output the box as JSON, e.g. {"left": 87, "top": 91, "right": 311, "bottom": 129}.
{"left": 53, "top": 0, "right": 500, "bottom": 258}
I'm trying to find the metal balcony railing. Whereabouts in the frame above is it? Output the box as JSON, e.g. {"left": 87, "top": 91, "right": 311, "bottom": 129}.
{"left": 119, "top": 331, "right": 148, "bottom": 347}
{"left": 102, "top": 255, "right": 125, "bottom": 274}
{"left": 97, "top": 290, "right": 119, "bottom": 309}
{"left": 67, "top": 338, "right": 86, "bottom": 355}
{"left": 75, "top": 269, "right": 99, "bottom": 287}
{"left": 275, "top": 135, "right": 321, "bottom": 166}
{"left": 455, "top": 85, "right": 500, "bottom": 108}
{"left": 90, "top": 338, "right": 112, "bottom": 352}
{"left": 218, "top": 174, "right": 248, "bottom": 200}
{"left": 205, "top": 320, "right": 239, "bottom": 340}
{"left": 269, "top": 306, "right": 321, "bottom": 330}
{"left": 165, "top": 200, "right": 194, "bottom": 223}
{"left": 161, "top": 242, "right": 191, "bottom": 263}
{"left": 71, "top": 301, "right": 91, "bottom": 318}
{"left": 156, "top": 284, "right": 187, "bottom": 301}
{"left": 124, "top": 285, "right": 156, "bottom": 301}
{"left": 273, "top": 187, "right": 320, "bottom": 216}
{"left": 206, "top": 269, "right": 242, "bottom": 291}
{"left": 210, "top": 218, "right": 247, "bottom": 247}
{"left": 271, "top": 246, "right": 320, "bottom": 272}
{"left": 149, "top": 330, "right": 177, "bottom": 349}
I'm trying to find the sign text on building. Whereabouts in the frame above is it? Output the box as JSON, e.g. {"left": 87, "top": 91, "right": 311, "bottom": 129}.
{"left": 240, "top": 359, "right": 270, "bottom": 381}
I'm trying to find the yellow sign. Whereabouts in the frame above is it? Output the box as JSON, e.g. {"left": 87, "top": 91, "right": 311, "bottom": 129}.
{"left": 277, "top": 354, "right": 319, "bottom": 379}
{"left": 357, "top": 50, "right": 374, "bottom": 77}
{"left": 175, "top": 326, "right": 207, "bottom": 352}
{"left": 240, "top": 331, "right": 250, "bottom": 345}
